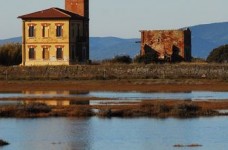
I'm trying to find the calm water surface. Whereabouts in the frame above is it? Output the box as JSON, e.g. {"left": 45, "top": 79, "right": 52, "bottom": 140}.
{"left": 0, "top": 117, "right": 228, "bottom": 150}
{"left": 1, "top": 91, "right": 228, "bottom": 100}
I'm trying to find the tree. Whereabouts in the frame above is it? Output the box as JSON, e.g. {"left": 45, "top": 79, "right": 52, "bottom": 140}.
{"left": 0, "top": 43, "right": 22, "bottom": 66}
{"left": 134, "top": 52, "right": 159, "bottom": 64}
{"left": 207, "top": 45, "right": 228, "bottom": 63}
{"left": 101, "top": 55, "right": 132, "bottom": 64}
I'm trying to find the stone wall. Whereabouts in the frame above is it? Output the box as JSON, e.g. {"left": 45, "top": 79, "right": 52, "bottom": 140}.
{"left": 0, "top": 64, "right": 228, "bottom": 80}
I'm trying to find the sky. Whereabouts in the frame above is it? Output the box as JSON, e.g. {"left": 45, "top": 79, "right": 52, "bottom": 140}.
{"left": 0, "top": 0, "right": 228, "bottom": 39}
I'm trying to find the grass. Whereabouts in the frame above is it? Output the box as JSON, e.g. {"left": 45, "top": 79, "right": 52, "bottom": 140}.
{"left": 0, "top": 100, "right": 224, "bottom": 118}
{"left": 1, "top": 63, "right": 228, "bottom": 81}
{"left": 95, "top": 101, "right": 219, "bottom": 118}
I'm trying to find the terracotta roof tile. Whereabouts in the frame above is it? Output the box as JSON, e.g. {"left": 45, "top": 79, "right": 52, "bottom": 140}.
{"left": 18, "top": 7, "right": 85, "bottom": 20}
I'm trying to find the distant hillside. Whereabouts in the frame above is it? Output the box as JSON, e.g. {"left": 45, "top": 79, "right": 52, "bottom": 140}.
{"left": 190, "top": 22, "right": 228, "bottom": 58}
{"left": 90, "top": 37, "right": 140, "bottom": 60}
{"left": 1, "top": 22, "right": 228, "bottom": 60}
{"left": 0, "top": 37, "right": 21, "bottom": 45}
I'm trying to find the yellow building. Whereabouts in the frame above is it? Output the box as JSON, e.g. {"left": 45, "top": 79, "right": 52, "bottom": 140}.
{"left": 18, "top": 7, "right": 89, "bottom": 66}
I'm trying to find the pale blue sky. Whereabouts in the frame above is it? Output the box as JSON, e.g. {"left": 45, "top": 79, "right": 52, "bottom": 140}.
{"left": 0, "top": 0, "right": 228, "bottom": 39}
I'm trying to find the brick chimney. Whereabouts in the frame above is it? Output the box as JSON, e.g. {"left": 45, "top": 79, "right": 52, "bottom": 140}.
{"left": 65, "top": 0, "right": 89, "bottom": 18}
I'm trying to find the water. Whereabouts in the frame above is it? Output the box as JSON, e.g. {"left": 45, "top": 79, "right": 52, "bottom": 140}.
{"left": 0, "top": 117, "right": 228, "bottom": 150}
{"left": 1, "top": 91, "right": 228, "bottom": 100}
{"left": 88, "top": 91, "right": 228, "bottom": 100}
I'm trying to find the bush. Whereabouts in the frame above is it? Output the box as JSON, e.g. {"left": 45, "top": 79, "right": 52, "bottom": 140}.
{"left": 0, "top": 43, "right": 22, "bottom": 66}
{"left": 207, "top": 45, "right": 228, "bottom": 63}
{"left": 25, "top": 103, "right": 51, "bottom": 114}
{"left": 172, "top": 103, "right": 201, "bottom": 117}
{"left": 134, "top": 53, "right": 158, "bottom": 64}
{"left": 67, "top": 106, "right": 92, "bottom": 117}
{"left": 101, "top": 55, "right": 132, "bottom": 64}
{"left": 110, "top": 55, "right": 132, "bottom": 64}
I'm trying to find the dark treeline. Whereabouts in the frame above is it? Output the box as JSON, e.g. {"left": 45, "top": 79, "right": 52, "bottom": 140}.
{"left": 207, "top": 44, "right": 228, "bottom": 63}
{"left": 0, "top": 43, "right": 22, "bottom": 66}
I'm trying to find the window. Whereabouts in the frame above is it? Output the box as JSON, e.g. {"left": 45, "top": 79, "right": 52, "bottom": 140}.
{"left": 28, "top": 26, "right": 35, "bottom": 37}
{"left": 42, "top": 26, "right": 49, "bottom": 37}
{"left": 56, "top": 26, "right": 63, "bottom": 37}
{"left": 42, "top": 48, "right": 49, "bottom": 60}
{"left": 56, "top": 48, "right": 63, "bottom": 59}
{"left": 29, "top": 48, "right": 35, "bottom": 59}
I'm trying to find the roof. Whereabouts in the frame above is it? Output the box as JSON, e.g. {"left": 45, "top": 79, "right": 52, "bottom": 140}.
{"left": 18, "top": 7, "right": 86, "bottom": 20}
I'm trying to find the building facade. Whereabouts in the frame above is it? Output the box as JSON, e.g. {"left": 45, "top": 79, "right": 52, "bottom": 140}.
{"left": 140, "top": 29, "right": 191, "bottom": 62}
{"left": 18, "top": 0, "right": 89, "bottom": 66}
{"left": 65, "top": 0, "right": 89, "bottom": 61}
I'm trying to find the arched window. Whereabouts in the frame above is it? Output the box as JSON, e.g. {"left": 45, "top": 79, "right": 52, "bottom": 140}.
{"left": 42, "top": 48, "right": 49, "bottom": 60}
{"left": 29, "top": 48, "right": 35, "bottom": 59}
{"left": 56, "top": 48, "right": 63, "bottom": 59}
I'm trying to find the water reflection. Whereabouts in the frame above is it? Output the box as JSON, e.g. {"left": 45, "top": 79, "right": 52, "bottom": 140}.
{"left": 0, "top": 118, "right": 92, "bottom": 150}
{"left": 1, "top": 117, "right": 228, "bottom": 150}
{"left": 1, "top": 90, "right": 228, "bottom": 102}
{"left": 22, "top": 100, "right": 89, "bottom": 106}
{"left": 0, "top": 100, "right": 90, "bottom": 106}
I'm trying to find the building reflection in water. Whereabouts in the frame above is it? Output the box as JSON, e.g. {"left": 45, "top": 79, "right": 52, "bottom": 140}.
{"left": 22, "top": 100, "right": 90, "bottom": 106}
{"left": 23, "top": 90, "right": 90, "bottom": 96}
{"left": 21, "top": 90, "right": 90, "bottom": 106}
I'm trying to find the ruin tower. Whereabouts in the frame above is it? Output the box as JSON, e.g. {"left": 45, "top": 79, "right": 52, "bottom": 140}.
{"left": 65, "top": 0, "right": 90, "bottom": 61}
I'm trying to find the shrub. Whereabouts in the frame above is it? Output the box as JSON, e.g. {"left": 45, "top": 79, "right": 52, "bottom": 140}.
{"left": 134, "top": 53, "right": 158, "bottom": 64}
{"left": 67, "top": 106, "right": 93, "bottom": 117}
{"left": 97, "top": 109, "right": 112, "bottom": 117}
{"left": 111, "top": 55, "right": 132, "bottom": 64}
{"left": 172, "top": 103, "right": 201, "bottom": 117}
{"left": 101, "top": 55, "right": 132, "bottom": 64}
{"left": 207, "top": 45, "right": 228, "bottom": 63}
{"left": 25, "top": 103, "right": 51, "bottom": 114}
{"left": 0, "top": 106, "right": 16, "bottom": 117}
{"left": 0, "top": 43, "right": 22, "bottom": 66}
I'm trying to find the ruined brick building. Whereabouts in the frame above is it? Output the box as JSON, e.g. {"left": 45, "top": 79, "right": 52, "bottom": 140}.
{"left": 18, "top": 0, "right": 89, "bottom": 66}
{"left": 140, "top": 29, "right": 191, "bottom": 62}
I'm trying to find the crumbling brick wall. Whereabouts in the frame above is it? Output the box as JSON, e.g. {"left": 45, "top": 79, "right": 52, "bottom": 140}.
{"left": 140, "top": 29, "right": 191, "bottom": 62}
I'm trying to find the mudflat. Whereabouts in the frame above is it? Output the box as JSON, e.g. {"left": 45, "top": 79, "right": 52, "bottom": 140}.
{"left": 0, "top": 79, "right": 228, "bottom": 92}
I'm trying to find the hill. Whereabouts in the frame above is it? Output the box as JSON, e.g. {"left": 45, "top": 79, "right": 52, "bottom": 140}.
{"left": 0, "top": 37, "right": 21, "bottom": 45}
{"left": 190, "top": 22, "right": 228, "bottom": 58}
{"left": 1, "top": 22, "right": 228, "bottom": 60}
{"left": 90, "top": 37, "right": 140, "bottom": 60}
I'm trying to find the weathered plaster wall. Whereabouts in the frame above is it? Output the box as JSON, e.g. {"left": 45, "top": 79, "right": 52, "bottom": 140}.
{"left": 23, "top": 20, "right": 70, "bottom": 66}
{"left": 140, "top": 29, "right": 191, "bottom": 61}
